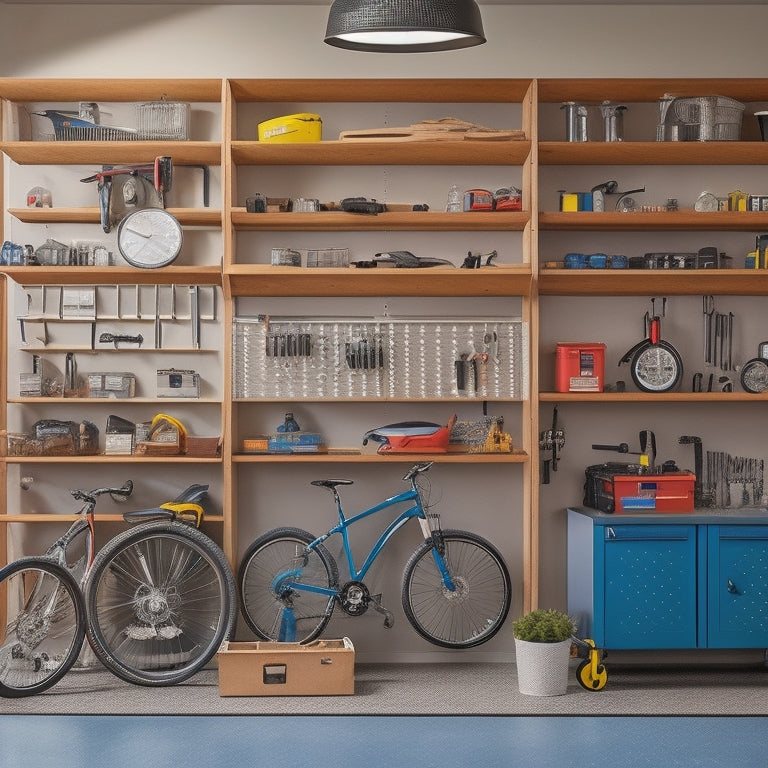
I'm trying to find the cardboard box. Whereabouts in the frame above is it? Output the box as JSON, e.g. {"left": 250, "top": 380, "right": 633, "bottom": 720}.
{"left": 217, "top": 638, "right": 354, "bottom": 696}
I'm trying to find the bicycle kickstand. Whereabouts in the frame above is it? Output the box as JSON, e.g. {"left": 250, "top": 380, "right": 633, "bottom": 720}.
{"left": 370, "top": 593, "right": 395, "bottom": 629}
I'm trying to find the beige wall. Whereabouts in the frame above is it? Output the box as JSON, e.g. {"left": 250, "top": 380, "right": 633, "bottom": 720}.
{"left": 0, "top": 4, "right": 766, "bottom": 79}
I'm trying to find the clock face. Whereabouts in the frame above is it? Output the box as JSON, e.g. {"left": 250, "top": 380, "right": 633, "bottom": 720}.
{"left": 631, "top": 342, "right": 682, "bottom": 392}
{"left": 117, "top": 208, "right": 183, "bottom": 269}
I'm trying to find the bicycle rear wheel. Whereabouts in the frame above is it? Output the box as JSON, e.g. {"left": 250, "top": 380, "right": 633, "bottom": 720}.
{"left": 0, "top": 557, "right": 86, "bottom": 698}
{"left": 402, "top": 529, "right": 511, "bottom": 649}
{"left": 238, "top": 527, "right": 338, "bottom": 643}
{"left": 84, "top": 521, "right": 236, "bottom": 686}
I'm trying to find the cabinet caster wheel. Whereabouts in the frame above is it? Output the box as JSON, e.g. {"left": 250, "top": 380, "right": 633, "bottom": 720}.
{"left": 576, "top": 659, "right": 608, "bottom": 691}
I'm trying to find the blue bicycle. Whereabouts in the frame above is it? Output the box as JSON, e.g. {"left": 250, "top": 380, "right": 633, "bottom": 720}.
{"left": 238, "top": 462, "right": 512, "bottom": 648}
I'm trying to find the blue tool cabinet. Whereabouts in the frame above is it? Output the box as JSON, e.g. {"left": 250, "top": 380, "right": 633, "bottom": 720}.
{"left": 567, "top": 508, "right": 768, "bottom": 651}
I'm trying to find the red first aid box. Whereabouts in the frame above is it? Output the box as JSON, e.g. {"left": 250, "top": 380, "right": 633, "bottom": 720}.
{"left": 555, "top": 343, "right": 606, "bottom": 392}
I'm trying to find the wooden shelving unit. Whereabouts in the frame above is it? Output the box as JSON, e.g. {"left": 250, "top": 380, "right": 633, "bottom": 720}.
{"left": 3, "top": 78, "right": 768, "bottom": 657}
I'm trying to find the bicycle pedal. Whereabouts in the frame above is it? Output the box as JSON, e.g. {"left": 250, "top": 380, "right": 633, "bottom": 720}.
{"left": 371, "top": 594, "right": 395, "bottom": 629}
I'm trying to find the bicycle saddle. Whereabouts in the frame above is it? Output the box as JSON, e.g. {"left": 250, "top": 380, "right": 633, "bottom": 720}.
{"left": 311, "top": 479, "right": 354, "bottom": 489}
{"left": 123, "top": 485, "right": 209, "bottom": 527}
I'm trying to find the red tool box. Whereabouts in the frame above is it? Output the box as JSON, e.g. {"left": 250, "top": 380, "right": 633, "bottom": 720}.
{"left": 555, "top": 342, "right": 606, "bottom": 392}
{"left": 584, "top": 463, "right": 695, "bottom": 514}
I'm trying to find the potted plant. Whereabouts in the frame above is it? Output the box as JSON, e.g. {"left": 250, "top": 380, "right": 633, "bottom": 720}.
{"left": 512, "top": 609, "right": 576, "bottom": 696}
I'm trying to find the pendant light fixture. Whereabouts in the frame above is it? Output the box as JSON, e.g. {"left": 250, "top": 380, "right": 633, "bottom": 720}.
{"left": 324, "top": 0, "right": 486, "bottom": 53}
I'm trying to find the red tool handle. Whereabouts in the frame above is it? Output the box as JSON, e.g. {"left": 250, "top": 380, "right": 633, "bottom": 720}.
{"left": 649, "top": 316, "right": 660, "bottom": 344}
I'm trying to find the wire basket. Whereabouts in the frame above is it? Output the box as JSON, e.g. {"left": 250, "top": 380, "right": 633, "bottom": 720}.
{"left": 670, "top": 95, "right": 745, "bottom": 141}
{"left": 135, "top": 101, "right": 191, "bottom": 141}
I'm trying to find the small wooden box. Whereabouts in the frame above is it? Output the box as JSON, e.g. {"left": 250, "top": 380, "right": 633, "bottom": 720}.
{"left": 217, "top": 638, "right": 354, "bottom": 696}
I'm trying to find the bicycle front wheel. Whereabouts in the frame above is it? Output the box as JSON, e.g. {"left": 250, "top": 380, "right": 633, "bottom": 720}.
{"left": 84, "top": 521, "right": 236, "bottom": 686}
{"left": 0, "top": 557, "right": 86, "bottom": 698}
{"left": 239, "top": 527, "right": 338, "bottom": 644}
{"left": 402, "top": 529, "right": 511, "bottom": 649}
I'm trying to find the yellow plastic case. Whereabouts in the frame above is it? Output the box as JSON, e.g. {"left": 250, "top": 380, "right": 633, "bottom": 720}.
{"left": 257, "top": 113, "right": 322, "bottom": 143}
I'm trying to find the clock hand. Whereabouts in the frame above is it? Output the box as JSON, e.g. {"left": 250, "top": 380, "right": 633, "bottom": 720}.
{"left": 125, "top": 225, "right": 152, "bottom": 239}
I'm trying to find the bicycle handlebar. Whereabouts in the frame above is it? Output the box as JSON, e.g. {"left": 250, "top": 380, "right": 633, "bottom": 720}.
{"left": 402, "top": 462, "right": 434, "bottom": 482}
{"left": 70, "top": 480, "right": 134, "bottom": 504}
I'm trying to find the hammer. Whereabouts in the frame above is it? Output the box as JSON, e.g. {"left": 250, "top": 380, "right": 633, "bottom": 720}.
{"left": 679, "top": 435, "right": 703, "bottom": 507}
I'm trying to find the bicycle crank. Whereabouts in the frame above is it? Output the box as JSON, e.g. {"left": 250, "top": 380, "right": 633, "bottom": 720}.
{"left": 337, "top": 581, "right": 394, "bottom": 628}
{"left": 337, "top": 580, "right": 370, "bottom": 616}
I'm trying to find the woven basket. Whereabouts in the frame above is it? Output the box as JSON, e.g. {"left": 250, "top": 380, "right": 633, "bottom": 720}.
{"left": 514, "top": 638, "right": 572, "bottom": 696}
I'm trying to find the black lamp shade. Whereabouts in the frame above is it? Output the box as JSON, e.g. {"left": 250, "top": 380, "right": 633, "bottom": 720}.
{"left": 325, "top": 0, "right": 486, "bottom": 53}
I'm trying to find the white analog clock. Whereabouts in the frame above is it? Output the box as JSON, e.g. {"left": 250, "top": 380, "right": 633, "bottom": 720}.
{"left": 117, "top": 208, "right": 183, "bottom": 269}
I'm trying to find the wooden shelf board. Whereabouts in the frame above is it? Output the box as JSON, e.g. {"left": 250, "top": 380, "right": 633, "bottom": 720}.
{"left": 8, "top": 398, "right": 222, "bottom": 404}
{"left": 536, "top": 78, "right": 768, "bottom": 103}
{"left": 233, "top": 397, "right": 523, "bottom": 404}
{"left": 538, "top": 269, "right": 768, "bottom": 296}
{"left": 233, "top": 452, "right": 528, "bottom": 463}
{"left": 0, "top": 514, "right": 225, "bottom": 523}
{"left": 231, "top": 210, "right": 528, "bottom": 232}
{"left": 0, "top": 141, "right": 222, "bottom": 166}
{"left": 0, "top": 78, "right": 223, "bottom": 102}
{"left": 539, "top": 391, "right": 766, "bottom": 403}
{"left": 4, "top": 456, "right": 223, "bottom": 463}
{"left": 225, "top": 265, "right": 531, "bottom": 297}
{"left": 538, "top": 141, "right": 768, "bottom": 166}
{"left": 228, "top": 78, "right": 533, "bottom": 103}
{"left": 9, "top": 207, "right": 222, "bottom": 226}
{"left": 539, "top": 211, "right": 768, "bottom": 231}
{"left": 231, "top": 139, "right": 530, "bottom": 166}
{"left": 1, "top": 265, "right": 222, "bottom": 286}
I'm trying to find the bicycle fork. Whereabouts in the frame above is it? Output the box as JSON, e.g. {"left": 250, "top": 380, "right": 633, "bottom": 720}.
{"left": 418, "top": 516, "right": 457, "bottom": 592}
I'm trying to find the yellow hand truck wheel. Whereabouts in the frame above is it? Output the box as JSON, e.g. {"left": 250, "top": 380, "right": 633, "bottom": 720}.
{"left": 574, "top": 638, "right": 608, "bottom": 691}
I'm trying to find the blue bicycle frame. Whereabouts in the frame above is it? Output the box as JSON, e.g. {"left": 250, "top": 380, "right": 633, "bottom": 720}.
{"left": 273, "top": 481, "right": 455, "bottom": 599}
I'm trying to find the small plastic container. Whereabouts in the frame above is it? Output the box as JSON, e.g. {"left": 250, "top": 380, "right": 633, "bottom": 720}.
{"left": 258, "top": 113, "right": 322, "bottom": 143}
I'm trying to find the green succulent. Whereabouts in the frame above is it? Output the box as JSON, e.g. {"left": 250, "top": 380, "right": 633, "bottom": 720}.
{"left": 512, "top": 609, "right": 575, "bottom": 643}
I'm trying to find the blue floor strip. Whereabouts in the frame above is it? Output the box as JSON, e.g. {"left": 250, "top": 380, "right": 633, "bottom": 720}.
{"left": 1, "top": 715, "right": 767, "bottom": 768}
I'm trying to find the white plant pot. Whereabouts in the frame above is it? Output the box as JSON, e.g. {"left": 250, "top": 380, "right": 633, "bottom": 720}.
{"left": 514, "top": 637, "right": 572, "bottom": 696}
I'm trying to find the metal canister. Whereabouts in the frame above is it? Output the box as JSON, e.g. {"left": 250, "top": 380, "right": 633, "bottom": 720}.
{"left": 600, "top": 102, "right": 627, "bottom": 142}
{"left": 561, "top": 102, "right": 588, "bottom": 142}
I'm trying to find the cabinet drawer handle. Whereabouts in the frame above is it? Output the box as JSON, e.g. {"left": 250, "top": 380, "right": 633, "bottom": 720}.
{"left": 727, "top": 578, "right": 740, "bottom": 595}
